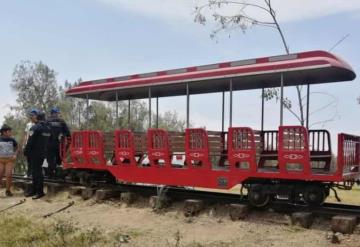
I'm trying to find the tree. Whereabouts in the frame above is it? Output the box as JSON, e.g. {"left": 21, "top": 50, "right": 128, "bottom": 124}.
{"left": 117, "top": 100, "right": 149, "bottom": 131}
{"left": 58, "top": 80, "right": 186, "bottom": 132}
{"left": 86, "top": 101, "right": 115, "bottom": 131}
{"left": 11, "top": 60, "right": 59, "bottom": 115}
{"left": 58, "top": 79, "right": 87, "bottom": 130}
{"left": 5, "top": 61, "right": 187, "bottom": 174}
{"left": 194, "top": 0, "right": 336, "bottom": 126}
{"left": 156, "top": 111, "right": 186, "bottom": 131}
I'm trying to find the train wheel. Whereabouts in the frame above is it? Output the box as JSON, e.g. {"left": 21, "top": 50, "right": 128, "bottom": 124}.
{"left": 78, "top": 171, "right": 92, "bottom": 185}
{"left": 303, "top": 184, "right": 326, "bottom": 206}
{"left": 248, "top": 185, "right": 270, "bottom": 208}
{"left": 66, "top": 170, "right": 78, "bottom": 182}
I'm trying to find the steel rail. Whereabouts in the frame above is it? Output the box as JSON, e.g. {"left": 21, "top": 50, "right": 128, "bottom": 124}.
{"left": 12, "top": 174, "right": 360, "bottom": 218}
{"left": 12, "top": 174, "right": 244, "bottom": 201}
{"left": 12, "top": 174, "right": 78, "bottom": 186}
{"left": 289, "top": 202, "right": 360, "bottom": 218}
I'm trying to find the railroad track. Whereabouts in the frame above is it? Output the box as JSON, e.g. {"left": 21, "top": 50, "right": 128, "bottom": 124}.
{"left": 12, "top": 174, "right": 245, "bottom": 203}
{"left": 289, "top": 202, "right": 360, "bottom": 218}
{"left": 11, "top": 174, "right": 360, "bottom": 219}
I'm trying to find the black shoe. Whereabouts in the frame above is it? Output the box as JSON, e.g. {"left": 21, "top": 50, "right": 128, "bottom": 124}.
{"left": 24, "top": 192, "right": 35, "bottom": 197}
{"left": 5, "top": 190, "right": 13, "bottom": 197}
{"left": 32, "top": 193, "right": 45, "bottom": 200}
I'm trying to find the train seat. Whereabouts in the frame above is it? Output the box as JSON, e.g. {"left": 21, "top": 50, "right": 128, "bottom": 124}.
{"left": 185, "top": 128, "right": 210, "bottom": 168}
{"left": 147, "top": 129, "right": 171, "bottom": 167}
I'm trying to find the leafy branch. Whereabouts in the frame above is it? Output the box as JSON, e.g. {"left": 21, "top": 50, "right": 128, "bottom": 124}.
{"left": 194, "top": 0, "right": 339, "bottom": 127}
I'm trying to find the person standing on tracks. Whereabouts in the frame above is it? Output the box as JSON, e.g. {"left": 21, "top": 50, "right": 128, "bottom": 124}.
{"left": 0, "top": 124, "right": 18, "bottom": 197}
{"left": 22, "top": 109, "right": 38, "bottom": 177}
{"left": 46, "top": 107, "right": 71, "bottom": 178}
{"left": 24, "top": 112, "right": 51, "bottom": 199}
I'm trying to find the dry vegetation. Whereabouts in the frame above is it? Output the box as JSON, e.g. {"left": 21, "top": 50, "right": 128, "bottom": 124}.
{"left": 0, "top": 216, "right": 110, "bottom": 247}
{"left": 327, "top": 186, "right": 360, "bottom": 204}
{"left": 1, "top": 185, "right": 360, "bottom": 247}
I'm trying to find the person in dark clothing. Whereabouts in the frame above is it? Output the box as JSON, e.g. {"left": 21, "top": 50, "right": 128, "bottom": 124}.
{"left": 46, "top": 107, "right": 71, "bottom": 178}
{"left": 24, "top": 112, "right": 51, "bottom": 199}
{"left": 22, "top": 108, "right": 38, "bottom": 177}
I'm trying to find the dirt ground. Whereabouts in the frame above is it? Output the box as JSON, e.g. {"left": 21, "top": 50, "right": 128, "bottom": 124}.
{"left": 1, "top": 186, "right": 360, "bottom": 247}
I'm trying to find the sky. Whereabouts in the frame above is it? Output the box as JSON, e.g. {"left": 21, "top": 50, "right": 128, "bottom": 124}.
{"left": 0, "top": 0, "right": 359, "bottom": 143}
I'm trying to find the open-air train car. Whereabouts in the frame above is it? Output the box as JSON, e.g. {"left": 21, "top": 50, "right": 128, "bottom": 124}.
{"left": 63, "top": 50, "right": 359, "bottom": 207}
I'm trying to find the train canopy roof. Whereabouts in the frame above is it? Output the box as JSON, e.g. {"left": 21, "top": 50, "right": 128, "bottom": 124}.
{"left": 66, "top": 50, "right": 356, "bottom": 101}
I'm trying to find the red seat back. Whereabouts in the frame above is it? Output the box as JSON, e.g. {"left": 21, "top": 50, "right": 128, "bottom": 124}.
{"left": 114, "top": 130, "right": 136, "bottom": 166}
{"left": 70, "top": 131, "right": 88, "bottom": 166}
{"left": 337, "top": 133, "right": 360, "bottom": 178}
{"left": 148, "top": 129, "right": 171, "bottom": 167}
{"left": 185, "top": 128, "right": 210, "bottom": 168}
{"left": 228, "top": 127, "right": 257, "bottom": 172}
{"left": 278, "top": 126, "right": 310, "bottom": 174}
{"left": 87, "top": 131, "right": 106, "bottom": 166}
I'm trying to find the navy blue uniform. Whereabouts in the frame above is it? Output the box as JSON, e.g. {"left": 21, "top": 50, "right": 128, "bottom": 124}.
{"left": 24, "top": 121, "right": 51, "bottom": 196}
{"left": 46, "top": 117, "right": 70, "bottom": 177}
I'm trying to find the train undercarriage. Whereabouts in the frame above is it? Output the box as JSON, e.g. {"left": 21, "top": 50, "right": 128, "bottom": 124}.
{"left": 60, "top": 167, "right": 358, "bottom": 208}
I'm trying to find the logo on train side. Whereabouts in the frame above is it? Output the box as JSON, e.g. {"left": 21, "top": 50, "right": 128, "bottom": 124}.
{"left": 118, "top": 151, "right": 130, "bottom": 156}
{"left": 284, "top": 154, "right": 303, "bottom": 160}
{"left": 189, "top": 152, "right": 204, "bottom": 158}
{"left": 217, "top": 177, "right": 228, "bottom": 187}
{"left": 152, "top": 152, "right": 164, "bottom": 157}
{"left": 233, "top": 153, "right": 250, "bottom": 159}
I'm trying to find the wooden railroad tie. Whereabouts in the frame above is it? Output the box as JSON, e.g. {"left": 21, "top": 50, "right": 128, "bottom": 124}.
{"left": 183, "top": 199, "right": 204, "bottom": 217}
{"left": 331, "top": 215, "right": 358, "bottom": 234}
{"left": 12, "top": 180, "right": 26, "bottom": 190}
{"left": 149, "top": 195, "right": 171, "bottom": 210}
{"left": 120, "top": 192, "right": 137, "bottom": 205}
{"left": 81, "top": 188, "right": 97, "bottom": 200}
{"left": 290, "top": 212, "right": 314, "bottom": 229}
{"left": 229, "top": 204, "right": 250, "bottom": 221}
{"left": 95, "top": 189, "right": 121, "bottom": 202}
{"left": 23, "top": 181, "right": 33, "bottom": 196}
{"left": 46, "top": 183, "right": 65, "bottom": 196}
{"left": 68, "top": 186, "right": 86, "bottom": 196}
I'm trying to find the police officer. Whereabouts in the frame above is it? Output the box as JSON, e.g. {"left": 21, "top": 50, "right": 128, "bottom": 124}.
{"left": 46, "top": 107, "right": 71, "bottom": 178}
{"left": 24, "top": 111, "right": 51, "bottom": 199}
{"left": 22, "top": 108, "right": 38, "bottom": 177}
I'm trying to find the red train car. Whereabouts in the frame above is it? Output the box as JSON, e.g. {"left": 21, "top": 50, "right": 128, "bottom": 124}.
{"left": 62, "top": 50, "right": 359, "bottom": 207}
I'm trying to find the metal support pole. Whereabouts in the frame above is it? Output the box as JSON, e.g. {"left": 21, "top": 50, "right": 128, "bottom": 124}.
{"left": 229, "top": 79, "right": 233, "bottom": 127}
{"left": 148, "top": 87, "right": 152, "bottom": 129}
{"left": 280, "top": 73, "right": 284, "bottom": 126}
{"left": 156, "top": 97, "right": 159, "bottom": 128}
{"left": 128, "top": 99, "right": 131, "bottom": 128}
{"left": 306, "top": 84, "right": 310, "bottom": 129}
{"left": 261, "top": 88, "right": 265, "bottom": 131}
{"left": 186, "top": 83, "right": 190, "bottom": 128}
{"left": 115, "top": 92, "right": 119, "bottom": 127}
{"left": 221, "top": 91, "right": 225, "bottom": 132}
{"left": 86, "top": 94, "right": 89, "bottom": 122}
{"left": 78, "top": 102, "right": 81, "bottom": 128}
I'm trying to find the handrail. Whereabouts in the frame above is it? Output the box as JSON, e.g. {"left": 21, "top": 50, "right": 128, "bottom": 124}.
{"left": 308, "top": 129, "right": 332, "bottom": 153}
{"left": 337, "top": 133, "right": 360, "bottom": 178}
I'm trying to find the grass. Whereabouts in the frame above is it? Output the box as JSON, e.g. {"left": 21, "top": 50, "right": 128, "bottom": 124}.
{"left": 0, "top": 215, "right": 140, "bottom": 247}
{"left": 327, "top": 186, "right": 360, "bottom": 205}
{"left": 165, "top": 230, "right": 234, "bottom": 247}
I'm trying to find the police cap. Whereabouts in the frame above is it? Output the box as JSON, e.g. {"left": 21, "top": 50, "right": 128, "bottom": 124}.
{"left": 50, "top": 107, "right": 60, "bottom": 114}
